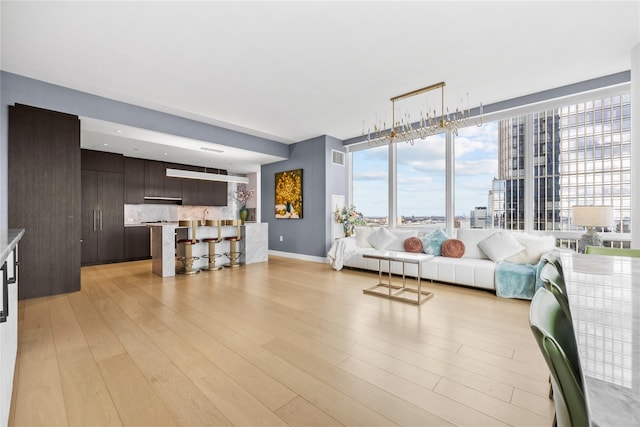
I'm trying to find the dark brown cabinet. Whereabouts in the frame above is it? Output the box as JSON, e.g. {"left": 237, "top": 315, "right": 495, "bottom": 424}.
{"left": 124, "top": 227, "right": 150, "bottom": 260}
{"left": 144, "top": 160, "right": 182, "bottom": 199}
{"left": 124, "top": 157, "right": 145, "bottom": 204}
{"left": 8, "top": 104, "right": 81, "bottom": 299}
{"left": 199, "top": 176, "right": 228, "bottom": 206}
{"left": 180, "top": 166, "right": 228, "bottom": 206}
{"left": 180, "top": 165, "right": 205, "bottom": 205}
{"left": 81, "top": 170, "right": 124, "bottom": 264}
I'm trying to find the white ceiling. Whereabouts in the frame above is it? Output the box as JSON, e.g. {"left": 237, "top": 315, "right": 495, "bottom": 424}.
{"left": 2, "top": 1, "right": 639, "bottom": 170}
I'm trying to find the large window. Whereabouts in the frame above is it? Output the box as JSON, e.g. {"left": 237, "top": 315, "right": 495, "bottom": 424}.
{"left": 352, "top": 144, "right": 388, "bottom": 225}
{"left": 558, "top": 95, "right": 631, "bottom": 234}
{"left": 350, "top": 88, "right": 632, "bottom": 243}
{"left": 397, "top": 134, "right": 445, "bottom": 227}
{"left": 454, "top": 121, "right": 499, "bottom": 229}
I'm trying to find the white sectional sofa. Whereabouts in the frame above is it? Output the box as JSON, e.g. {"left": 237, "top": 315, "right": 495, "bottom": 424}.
{"left": 328, "top": 227, "right": 556, "bottom": 293}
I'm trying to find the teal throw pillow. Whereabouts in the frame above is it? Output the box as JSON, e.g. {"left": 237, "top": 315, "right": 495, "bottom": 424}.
{"left": 421, "top": 229, "right": 449, "bottom": 256}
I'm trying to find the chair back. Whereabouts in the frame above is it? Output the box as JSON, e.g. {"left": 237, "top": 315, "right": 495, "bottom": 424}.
{"left": 585, "top": 246, "right": 640, "bottom": 257}
{"left": 539, "top": 263, "right": 572, "bottom": 322}
{"left": 530, "top": 288, "right": 590, "bottom": 427}
{"left": 540, "top": 251, "right": 564, "bottom": 277}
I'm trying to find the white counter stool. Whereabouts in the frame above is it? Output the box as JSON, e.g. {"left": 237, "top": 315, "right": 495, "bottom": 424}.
{"left": 202, "top": 220, "right": 223, "bottom": 271}
{"left": 176, "top": 220, "right": 202, "bottom": 274}
{"left": 224, "top": 219, "right": 243, "bottom": 268}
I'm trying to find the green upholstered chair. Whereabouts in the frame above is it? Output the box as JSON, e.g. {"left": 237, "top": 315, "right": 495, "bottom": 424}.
{"left": 530, "top": 288, "right": 590, "bottom": 427}
{"left": 584, "top": 245, "right": 640, "bottom": 257}
{"left": 540, "top": 252, "right": 564, "bottom": 277}
{"left": 539, "top": 263, "right": 572, "bottom": 323}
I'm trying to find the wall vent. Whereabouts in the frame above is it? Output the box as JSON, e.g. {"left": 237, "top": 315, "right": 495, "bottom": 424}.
{"left": 331, "top": 149, "right": 345, "bottom": 166}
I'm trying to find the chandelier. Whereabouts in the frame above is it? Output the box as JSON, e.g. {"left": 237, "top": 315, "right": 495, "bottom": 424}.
{"left": 362, "top": 81, "right": 483, "bottom": 145}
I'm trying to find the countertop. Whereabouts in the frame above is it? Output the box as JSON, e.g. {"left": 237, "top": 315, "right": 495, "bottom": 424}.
{"left": 1, "top": 229, "right": 25, "bottom": 264}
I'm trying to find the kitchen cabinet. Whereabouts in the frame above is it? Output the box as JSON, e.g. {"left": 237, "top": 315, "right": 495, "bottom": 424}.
{"left": 144, "top": 160, "right": 182, "bottom": 199}
{"left": 81, "top": 169, "right": 124, "bottom": 264}
{"left": 164, "top": 162, "right": 183, "bottom": 198}
{"left": 144, "top": 160, "right": 165, "bottom": 197}
{"left": 8, "top": 104, "right": 81, "bottom": 299}
{"left": 180, "top": 165, "right": 205, "bottom": 205}
{"left": 181, "top": 166, "right": 228, "bottom": 206}
{"left": 124, "top": 157, "right": 145, "bottom": 204}
{"left": 124, "top": 226, "right": 150, "bottom": 260}
{"left": 199, "top": 173, "right": 228, "bottom": 206}
{"left": 81, "top": 149, "right": 123, "bottom": 173}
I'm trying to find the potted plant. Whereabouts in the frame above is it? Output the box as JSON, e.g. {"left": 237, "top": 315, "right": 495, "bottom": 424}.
{"left": 235, "top": 184, "right": 255, "bottom": 221}
{"left": 334, "top": 205, "right": 366, "bottom": 237}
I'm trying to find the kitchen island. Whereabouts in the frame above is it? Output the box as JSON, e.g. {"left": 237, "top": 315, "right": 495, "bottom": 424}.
{"left": 149, "top": 221, "right": 268, "bottom": 277}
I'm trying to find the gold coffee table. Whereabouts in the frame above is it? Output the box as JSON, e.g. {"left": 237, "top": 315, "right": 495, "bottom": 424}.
{"left": 363, "top": 252, "right": 434, "bottom": 305}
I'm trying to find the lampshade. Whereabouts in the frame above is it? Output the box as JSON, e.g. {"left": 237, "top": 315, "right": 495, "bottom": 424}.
{"left": 572, "top": 205, "right": 613, "bottom": 228}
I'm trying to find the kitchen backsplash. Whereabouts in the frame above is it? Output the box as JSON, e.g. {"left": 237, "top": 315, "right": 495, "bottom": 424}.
{"left": 124, "top": 203, "right": 239, "bottom": 224}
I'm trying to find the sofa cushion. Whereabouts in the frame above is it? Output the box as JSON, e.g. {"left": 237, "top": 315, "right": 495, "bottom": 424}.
{"left": 385, "top": 229, "right": 419, "bottom": 251}
{"left": 421, "top": 229, "right": 449, "bottom": 256}
{"left": 442, "top": 239, "right": 465, "bottom": 258}
{"left": 367, "top": 227, "right": 396, "bottom": 250}
{"left": 456, "top": 228, "right": 496, "bottom": 259}
{"left": 404, "top": 237, "right": 423, "bottom": 253}
{"left": 478, "top": 231, "right": 525, "bottom": 262}
{"left": 432, "top": 257, "right": 496, "bottom": 289}
{"left": 506, "top": 233, "right": 556, "bottom": 264}
{"left": 355, "top": 226, "right": 378, "bottom": 248}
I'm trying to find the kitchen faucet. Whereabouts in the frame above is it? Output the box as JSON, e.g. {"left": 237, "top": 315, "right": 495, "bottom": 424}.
{"left": 203, "top": 208, "right": 209, "bottom": 223}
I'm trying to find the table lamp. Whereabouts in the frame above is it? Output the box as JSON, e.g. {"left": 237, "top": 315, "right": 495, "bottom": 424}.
{"left": 572, "top": 205, "right": 613, "bottom": 253}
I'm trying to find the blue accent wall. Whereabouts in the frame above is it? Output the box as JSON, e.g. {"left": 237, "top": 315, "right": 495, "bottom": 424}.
{"left": 262, "top": 135, "right": 347, "bottom": 258}
{"left": 0, "top": 71, "right": 290, "bottom": 230}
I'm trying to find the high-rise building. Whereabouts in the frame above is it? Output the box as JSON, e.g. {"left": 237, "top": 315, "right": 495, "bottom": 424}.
{"left": 470, "top": 206, "right": 488, "bottom": 228}
{"left": 493, "top": 94, "right": 631, "bottom": 234}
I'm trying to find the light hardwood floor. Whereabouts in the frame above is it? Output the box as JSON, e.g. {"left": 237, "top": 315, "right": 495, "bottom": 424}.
{"left": 9, "top": 257, "right": 554, "bottom": 426}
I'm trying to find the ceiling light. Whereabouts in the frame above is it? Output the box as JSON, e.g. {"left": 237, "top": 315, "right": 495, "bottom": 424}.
{"left": 166, "top": 168, "right": 249, "bottom": 184}
{"left": 200, "top": 147, "right": 224, "bottom": 154}
{"left": 115, "top": 130, "right": 122, "bottom": 134}
{"left": 363, "top": 81, "right": 483, "bottom": 145}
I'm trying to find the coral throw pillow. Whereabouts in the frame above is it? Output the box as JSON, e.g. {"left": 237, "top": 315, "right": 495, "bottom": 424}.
{"left": 404, "top": 237, "right": 423, "bottom": 253}
{"left": 442, "top": 239, "right": 465, "bottom": 258}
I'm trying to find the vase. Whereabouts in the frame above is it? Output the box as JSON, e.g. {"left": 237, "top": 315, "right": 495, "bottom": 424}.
{"left": 344, "top": 224, "right": 354, "bottom": 237}
{"left": 239, "top": 206, "right": 249, "bottom": 221}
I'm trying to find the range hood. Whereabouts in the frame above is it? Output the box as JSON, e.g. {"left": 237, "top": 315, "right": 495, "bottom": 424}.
{"left": 143, "top": 196, "right": 183, "bottom": 205}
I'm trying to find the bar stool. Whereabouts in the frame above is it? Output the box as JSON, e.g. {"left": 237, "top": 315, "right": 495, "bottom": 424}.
{"left": 176, "top": 220, "right": 201, "bottom": 274}
{"left": 224, "top": 219, "right": 243, "bottom": 268}
{"left": 202, "top": 220, "right": 223, "bottom": 271}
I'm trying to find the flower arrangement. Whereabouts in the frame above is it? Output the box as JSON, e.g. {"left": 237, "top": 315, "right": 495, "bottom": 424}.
{"left": 235, "top": 184, "right": 255, "bottom": 208}
{"left": 334, "top": 205, "right": 366, "bottom": 237}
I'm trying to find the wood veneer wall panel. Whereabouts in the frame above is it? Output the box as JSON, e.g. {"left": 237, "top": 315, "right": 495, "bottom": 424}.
{"left": 8, "top": 104, "right": 81, "bottom": 299}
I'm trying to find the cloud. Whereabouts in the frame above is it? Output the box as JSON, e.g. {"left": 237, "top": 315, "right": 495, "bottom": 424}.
{"left": 455, "top": 121, "right": 499, "bottom": 158}
{"left": 455, "top": 159, "right": 498, "bottom": 176}
{"left": 354, "top": 170, "right": 387, "bottom": 181}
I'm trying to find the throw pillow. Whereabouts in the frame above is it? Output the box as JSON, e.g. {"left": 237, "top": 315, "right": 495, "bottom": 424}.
{"left": 442, "top": 239, "right": 465, "bottom": 258}
{"left": 367, "top": 227, "right": 396, "bottom": 251}
{"left": 386, "top": 229, "right": 419, "bottom": 251}
{"left": 404, "top": 237, "right": 423, "bottom": 253}
{"left": 506, "top": 233, "right": 557, "bottom": 264}
{"left": 478, "top": 231, "right": 526, "bottom": 262}
{"left": 354, "top": 226, "right": 378, "bottom": 248}
{"left": 456, "top": 228, "right": 495, "bottom": 259}
{"left": 421, "top": 229, "right": 449, "bottom": 256}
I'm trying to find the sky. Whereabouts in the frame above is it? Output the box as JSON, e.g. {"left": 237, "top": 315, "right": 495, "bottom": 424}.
{"left": 352, "top": 121, "right": 499, "bottom": 218}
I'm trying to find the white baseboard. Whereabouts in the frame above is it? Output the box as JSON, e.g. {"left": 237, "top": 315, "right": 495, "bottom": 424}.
{"left": 268, "top": 250, "right": 327, "bottom": 264}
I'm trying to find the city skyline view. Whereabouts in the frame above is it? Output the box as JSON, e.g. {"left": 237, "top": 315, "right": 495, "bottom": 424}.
{"left": 352, "top": 121, "right": 499, "bottom": 220}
